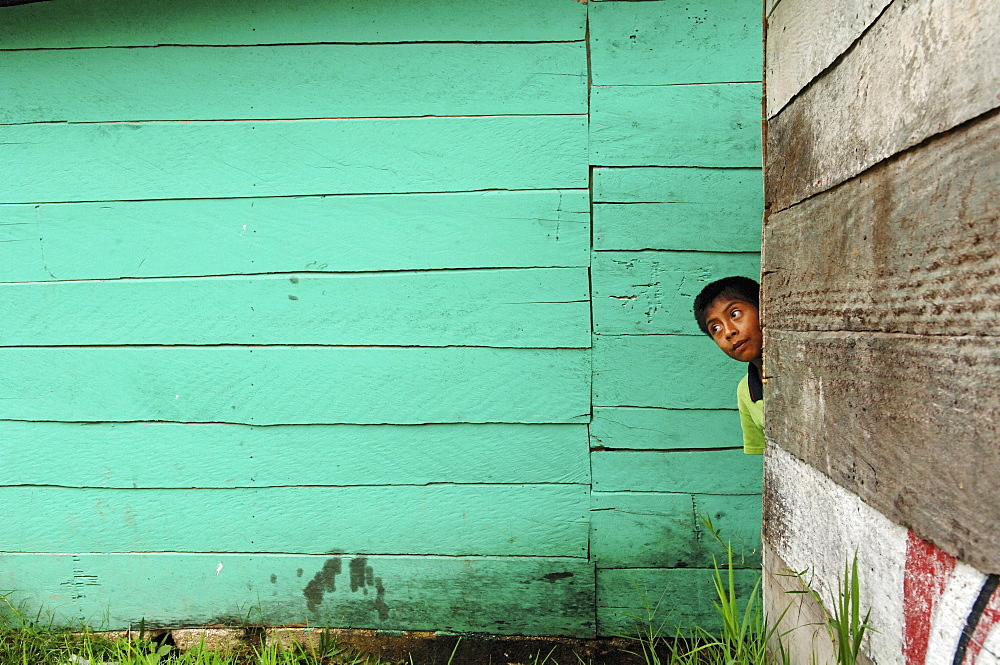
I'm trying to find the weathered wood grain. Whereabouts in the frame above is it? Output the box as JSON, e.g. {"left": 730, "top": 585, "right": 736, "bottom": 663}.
{"left": 592, "top": 450, "right": 763, "bottom": 494}
{"left": 0, "top": 117, "right": 587, "bottom": 204}
{"left": 764, "top": 111, "right": 1000, "bottom": 336}
{"left": 765, "top": 0, "right": 1000, "bottom": 211}
{"left": 597, "top": 567, "right": 758, "bottom": 634}
{"left": 0, "top": 485, "right": 589, "bottom": 556}
{"left": 766, "top": 329, "right": 1000, "bottom": 573}
{"left": 0, "top": 553, "right": 595, "bottom": 634}
{"left": 0, "top": 268, "right": 589, "bottom": 348}
{"left": 765, "top": 0, "right": 892, "bottom": 118}
{"left": 0, "top": 0, "right": 586, "bottom": 48}
{"left": 1, "top": 43, "right": 585, "bottom": 123}
{"left": 590, "top": 0, "right": 761, "bottom": 86}
{"left": 591, "top": 84, "right": 762, "bottom": 167}
{"left": 0, "top": 190, "right": 589, "bottom": 281}
{"left": 0, "top": 422, "right": 589, "bottom": 488}
{"left": 592, "top": 334, "right": 746, "bottom": 409}
{"left": 591, "top": 492, "right": 760, "bottom": 568}
{"left": 591, "top": 407, "right": 742, "bottom": 451}
{"left": 593, "top": 167, "right": 763, "bottom": 251}
{"left": 0, "top": 347, "right": 590, "bottom": 424}
{"left": 593, "top": 251, "right": 760, "bottom": 335}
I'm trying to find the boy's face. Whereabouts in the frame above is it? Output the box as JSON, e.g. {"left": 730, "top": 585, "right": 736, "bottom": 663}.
{"left": 704, "top": 297, "right": 762, "bottom": 363}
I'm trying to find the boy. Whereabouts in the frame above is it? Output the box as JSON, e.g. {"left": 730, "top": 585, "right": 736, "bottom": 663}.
{"left": 693, "top": 276, "right": 764, "bottom": 454}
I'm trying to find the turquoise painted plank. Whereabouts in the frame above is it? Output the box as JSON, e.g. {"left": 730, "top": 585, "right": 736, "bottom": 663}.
{"left": 1, "top": 43, "right": 586, "bottom": 124}
{"left": 0, "top": 117, "right": 588, "bottom": 204}
{"left": 591, "top": 84, "right": 762, "bottom": 167}
{"left": 591, "top": 492, "right": 761, "bottom": 569}
{"left": 591, "top": 492, "right": 700, "bottom": 568}
{"left": 0, "top": 268, "right": 590, "bottom": 348}
{"left": 0, "top": 553, "right": 595, "bottom": 635}
{"left": 0, "top": 485, "right": 589, "bottom": 556}
{"left": 593, "top": 167, "right": 763, "bottom": 251}
{"left": 593, "top": 167, "right": 763, "bottom": 204}
{"left": 0, "top": 191, "right": 590, "bottom": 282}
{"left": 0, "top": 347, "right": 590, "bottom": 424}
{"left": 592, "top": 334, "right": 744, "bottom": 409}
{"left": 592, "top": 251, "right": 760, "bottom": 335}
{"left": 597, "top": 567, "right": 759, "bottom": 635}
{"left": 591, "top": 450, "right": 762, "bottom": 494}
{"left": 590, "top": 0, "right": 762, "bottom": 86}
{"left": 590, "top": 407, "right": 742, "bottom": 450}
{"left": 0, "top": 0, "right": 586, "bottom": 48}
{"left": 694, "top": 494, "right": 763, "bottom": 562}
{"left": 0, "top": 422, "right": 589, "bottom": 488}
{"left": 594, "top": 203, "right": 761, "bottom": 252}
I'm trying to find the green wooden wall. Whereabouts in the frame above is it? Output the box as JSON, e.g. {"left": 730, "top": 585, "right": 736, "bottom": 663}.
{"left": 588, "top": 0, "right": 763, "bottom": 633}
{"left": 0, "top": 0, "right": 761, "bottom": 637}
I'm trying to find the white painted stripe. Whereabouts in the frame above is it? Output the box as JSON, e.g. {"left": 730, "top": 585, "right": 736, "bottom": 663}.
{"left": 924, "top": 563, "right": 985, "bottom": 665}
{"left": 765, "top": 446, "right": 907, "bottom": 664}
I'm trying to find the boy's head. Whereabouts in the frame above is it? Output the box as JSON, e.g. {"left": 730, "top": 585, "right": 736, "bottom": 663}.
{"left": 693, "top": 276, "right": 762, "bottom": 363}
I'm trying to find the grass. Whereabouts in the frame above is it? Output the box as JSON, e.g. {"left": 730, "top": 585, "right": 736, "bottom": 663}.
{"left": 617, "top": 518, "right": 788, "bottom": 665}
{"left": 783, "top": 552, "right": 875, "bottom": 665}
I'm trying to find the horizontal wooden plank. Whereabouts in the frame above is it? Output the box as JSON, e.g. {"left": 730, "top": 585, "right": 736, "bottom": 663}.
{"left": 0, "top": 347, "right": 590, "bottom": 424}
{"left": 591, "top": 84, "right": 762, "bottom": 167}
{"left": 765, "top": 0, "right": 892, "bottom": 117}
{"left": 591, "top": 492, "right": 761, "bottom": 568}
{"left": 1, "top": 43, "right": 585, "bottom": 124}
{"left": 0, "top": 268, "right": 590, "bottom": 348}
{"left": 594, "top": 206, "right": 760, "bottom": 251}
{"left": 591, "top": 407, "right": 742, "bottom": 451}
{"left": 592, "top": 450, "right": 763, "bottom": 494}
{"left": 591, "top": 493, "right": 698, "bottom": 568}
{"left": 593, "top": 167, "right": 762, "bottom": 251}
{"left": 593, "top": 334, "right": 746, "bottom": 409}
{"left": 0, "top": 116, "right": 587, "bottom": 204}
{"left": 0, "top": 422, "right": 589, "bottom": 488}
{"left": 593, "top": 251, "right": 760, "bottom": 335}
{"left": 765, "top": 0, "right": 1000, "bottom": 211}
{"left": 766, "top": 329, "right": 1000, "bottom": 573}
{"left": 0, "top": 0, "right": 586, "bottom": 48}
{"left": 590, "top": 0, "right": 761, "bottom": 86}
{"left": 0, "top": 190, "right": 589, "bottom": 282}
{"left": 0, "top": 553, "right": 595, "bottom": 635}
{"left": 695, "top": 494, "right": 763, "bottom": 561}
{"left": 764, "top": 111, "right": 1000, "bottom": 337}
{"left": 0, "top": 485, "right": 589, "bottom": 556}
{"left": 597, "top": 567, "right": 759, "bottom": 635}
{"left": 593, "top": 166, "right": 762, "bottom": 204}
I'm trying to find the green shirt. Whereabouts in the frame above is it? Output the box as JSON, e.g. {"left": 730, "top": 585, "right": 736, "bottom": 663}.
{"left": 737, "top": 374, "right": 765, "bottom": 455}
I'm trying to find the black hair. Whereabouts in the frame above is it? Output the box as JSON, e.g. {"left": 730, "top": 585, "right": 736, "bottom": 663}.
{"left": 693, "top": 276, "right": 760, "bottom": 336}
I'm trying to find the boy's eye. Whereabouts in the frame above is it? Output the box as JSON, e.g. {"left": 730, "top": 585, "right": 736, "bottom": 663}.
{"left": 731, "top": 309, "right": 741, "bottom": 318}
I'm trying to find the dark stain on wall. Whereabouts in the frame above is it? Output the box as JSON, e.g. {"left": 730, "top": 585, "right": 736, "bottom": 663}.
{"left": 303, "top": 556, "right": 342, "bottom": 613}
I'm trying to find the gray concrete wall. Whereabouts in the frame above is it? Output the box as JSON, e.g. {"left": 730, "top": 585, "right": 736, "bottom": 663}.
{"left": 762, "top": 0, "right": 1000, "bottom": 662}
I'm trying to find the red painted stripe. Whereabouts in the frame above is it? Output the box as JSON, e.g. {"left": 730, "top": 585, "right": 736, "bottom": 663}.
{"left": 904, "top": 531, "right": 957, "bottom": 665}
{"left": 962, "top": 590, "right": 1000, "bottom": 665}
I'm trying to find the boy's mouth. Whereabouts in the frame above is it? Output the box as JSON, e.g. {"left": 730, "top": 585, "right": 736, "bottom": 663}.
{"left": 732, "top": 339, "right": 748, "bottom": 353}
